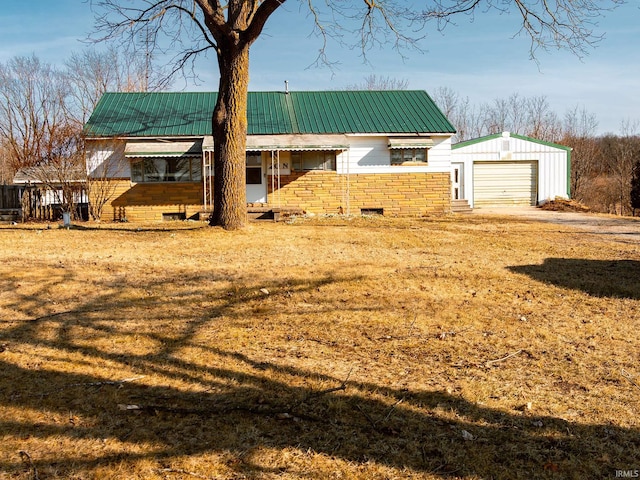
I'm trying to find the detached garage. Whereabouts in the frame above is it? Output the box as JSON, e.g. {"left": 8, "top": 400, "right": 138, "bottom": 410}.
{"left": 451, "top": 132, "right": 571, "bottom": 209}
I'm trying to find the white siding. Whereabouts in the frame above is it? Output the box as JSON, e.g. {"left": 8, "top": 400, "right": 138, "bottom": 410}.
{"left": 339, "top": 135, "right": 452, "bottom": 175}
{"left": 86, "top": 141, "right": 129, "bottom": 179}
{"left": 451, "top": 132, "right": 569, "bottom": 208}
{"left": 88, "top": 134, "right": 454, "bottom": 180}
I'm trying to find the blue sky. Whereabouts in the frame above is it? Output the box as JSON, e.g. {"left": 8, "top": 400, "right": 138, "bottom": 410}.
{"left": 0, "top": 1, "right": 638, "bottom": 135}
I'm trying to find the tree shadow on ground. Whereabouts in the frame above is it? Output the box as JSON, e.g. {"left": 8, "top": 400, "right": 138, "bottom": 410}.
{"left": 509, "top": 258, "right": 640, "bottom": 299}
{"left": 2, "top": 351, "right": 639, "bottom": 479}
{"left": 1, "top": 261, "right": 639, "bottom": 478}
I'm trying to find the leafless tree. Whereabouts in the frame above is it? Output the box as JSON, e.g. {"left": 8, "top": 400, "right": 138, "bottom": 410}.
{"left": 17, "top": 126, "right": 87, "bottom": 219}
{"left": 431, "top": 87, "right": 486, "bottom": 142}
{"left": 65, "top": 46, "right": 168, "bottom": 124}
{"left": 484, "top": 97, "right": 511, "bottom": 135}
{"left": 85, "top": 140, "right": 128, "bottom": 221}
{"left": 90, "top": 0, "right": 625, "bottom": 229}
{"left": 345, "top": 74, "right": 409, "bottom": 91}
{"left": 507, "top": 94, "right": 529, "bottom": 136}
{"left": 431, "top": 87, "right": 459, "bottom": 120}
{"left": 480, "top": 94, "right": 561, "bottom": 141}
{"left": 0, "top": 141, "right": 12, "bottom": 184}
{"left": 561, "top": 106, "right": 600, "bottom": 202}
{"left": 601, "top": 120, "right": 640, "bottom": 215}
{"left": 0, "top": 56, "right": 91, "bottom": 218}
{"left": 525, "top": 96, "right": 561, "bottom": 142}
{"left": 0, "top": 56, "right": 75, "bottom": 175}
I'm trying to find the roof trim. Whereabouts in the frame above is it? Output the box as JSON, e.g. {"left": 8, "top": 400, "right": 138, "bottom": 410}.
{"left": 124, "top": 140, "right": 202, "bottom": 157}
{"left": 246, "top": 134, "right": 349, "bottom": 151}
{"left": 388, "top": 137, "right": 434, "bottom": 149}
{"left": 203, "top": 134, "right": 350, "bottom": 152}
{"left": 453, "top": 132, "right": 572, "bottom": 152}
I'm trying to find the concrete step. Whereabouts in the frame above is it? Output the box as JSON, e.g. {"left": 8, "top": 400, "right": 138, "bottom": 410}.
{"left": 451, "top": 199, "right": 473, "bottom": 214}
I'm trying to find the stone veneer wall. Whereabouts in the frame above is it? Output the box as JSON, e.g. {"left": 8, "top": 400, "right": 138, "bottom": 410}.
{"left": 93, "top": 171, "right": 450, "bottom": 222}
{"left": 268, "top": 171, "right": 451, "bottom": 216}
{"left": 95, "top": 179, "right": 204, "bottom": 222}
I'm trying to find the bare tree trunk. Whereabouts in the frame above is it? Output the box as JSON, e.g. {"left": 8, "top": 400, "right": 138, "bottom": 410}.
{"left": 209, "top": 45, "right": 250, "bottom": 230}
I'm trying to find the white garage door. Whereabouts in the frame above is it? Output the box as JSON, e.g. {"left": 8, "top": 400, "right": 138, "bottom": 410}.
{"left": 473, "top": 161, "right": 537, "bottom": 207}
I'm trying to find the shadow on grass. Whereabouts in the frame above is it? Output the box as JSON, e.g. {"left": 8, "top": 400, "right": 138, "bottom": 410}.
{"left": 1, "top": 260, "right": 638, "bottom": 478}
{"left": 509, "top": 258, "right": 640, "bottom": 299}
{"left": 0, "top": 223, "right": 208, "bottom": 233}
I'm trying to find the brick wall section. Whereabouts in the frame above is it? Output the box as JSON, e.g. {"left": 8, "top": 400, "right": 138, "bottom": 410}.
{"left": 94, "top": 179, "right": 204, "bottom": 222}
{"left": 268, "top": 171, "right": 451, "bottom": 216}
{"left": 93, "top": 171, "right": 450, "bottom": 222}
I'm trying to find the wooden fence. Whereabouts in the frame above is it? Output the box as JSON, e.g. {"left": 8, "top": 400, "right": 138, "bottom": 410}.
{"left": 0, "top": 184, "right": 21, "bottom": 210}
{"left": 0, "top": 185, "right": 22, "bottom": 221}
{"left": 1, "top": 184, "right": 89, "bottom": 222}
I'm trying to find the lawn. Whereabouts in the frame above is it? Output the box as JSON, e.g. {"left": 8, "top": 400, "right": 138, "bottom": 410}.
{"left": 0, "top": 214, "right": 639, "bottom": 479}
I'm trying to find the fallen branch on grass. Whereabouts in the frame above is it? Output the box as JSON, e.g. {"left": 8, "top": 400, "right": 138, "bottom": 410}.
{"left": 356, "top": 397, "right": 404, "bottom": 434}
{"left": 302, "top": 367, "right": 352, "bottom": 401}
{"left": 375, "top": 325, "right": 474, "bottom": 342}
{"left": 485, "top": 349, "right": 523, "bottom": 368}
{"left": 28, "top": 307, "right": 102, "bottom": 323}
{"left": 356, "top": 403, "right": 377, "bottom": 428}
{"left": 156, "top": 468, "right": 213, "bottom": 479}
{"left": 14, "top": 376, "right": 145, "bottom": 398}
{"left": 118, "top": 371, "right": 353, "bottom": 421}
{"left": 63, "top": 376, "right": 146, "bottom": 389}
{"left": 382, "top": 398, "right": 404, "bottom": 422}
{"left": 19, "top": 451, "right": 39, "bottom": 480}
{"left": 621, "top": 369, "right": 640, "bottom": 391}
{"left": 117, "top": 401, "right": 324, "bottom": 424}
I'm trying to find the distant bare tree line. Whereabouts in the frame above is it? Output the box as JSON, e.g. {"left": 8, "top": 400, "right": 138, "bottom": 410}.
{"left": 429, "top": 87, "right": 640, "bottom": 215}
{"left": 431, "top": 87, "right": 594, "bottom": 144}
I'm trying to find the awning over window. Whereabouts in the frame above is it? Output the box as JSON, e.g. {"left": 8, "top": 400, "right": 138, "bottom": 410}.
{"left": 202, "top": 136, "right": 214, "bottom": 151}
{"left": 202, "top": 134, "right": 349, "bottom": 152}
{"left": 388, "top": 137, "right": 434, "bottom": 149}
{"left": 125, "top": 140, "right": 202, "bottom": 157}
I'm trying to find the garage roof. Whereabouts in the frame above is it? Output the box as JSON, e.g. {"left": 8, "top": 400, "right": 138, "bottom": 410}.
{"left": 84, "top": 91, "right": 456, "bottom": 138}
{"left": 453, "top": 132, "right": 571, "bottom": 152}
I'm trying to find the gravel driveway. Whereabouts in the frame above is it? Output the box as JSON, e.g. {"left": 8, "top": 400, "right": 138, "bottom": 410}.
{"left": 472, "top": 207, "right": 640, "bottom": 244}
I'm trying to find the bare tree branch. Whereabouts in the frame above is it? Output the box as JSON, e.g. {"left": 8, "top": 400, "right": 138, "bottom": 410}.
{"left": 423, "top": 0, "right": 625, "bottom": 60}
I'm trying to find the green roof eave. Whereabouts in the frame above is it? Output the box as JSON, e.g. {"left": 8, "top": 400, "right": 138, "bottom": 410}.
{"left": 452, "top": 133, "right": 503, "bottom": 150}
{"left": 453, "top": 132, "right": 572, "bottom": 152}
{"left": 509, "top": 132, "right": 572, "bottom": 152}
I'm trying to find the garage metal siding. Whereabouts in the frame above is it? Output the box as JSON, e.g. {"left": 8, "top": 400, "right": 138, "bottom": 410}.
{"left": 473, "top": 161, "right": 538, "bottom": 207}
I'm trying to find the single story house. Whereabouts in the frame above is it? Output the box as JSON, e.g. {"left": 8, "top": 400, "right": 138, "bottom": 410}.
{"left": 451, "top": 132, "right": 571, "bottom": 209}
{"left": 83, "top": 90, "right": 456, "bottom": 222}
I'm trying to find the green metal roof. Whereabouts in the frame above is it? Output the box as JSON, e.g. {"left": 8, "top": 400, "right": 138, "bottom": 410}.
{"left": 84, "top": 90, "right": 456, "bottom": 138}
{"left": 452, "top": 132, "right": 572, "bottom": 152}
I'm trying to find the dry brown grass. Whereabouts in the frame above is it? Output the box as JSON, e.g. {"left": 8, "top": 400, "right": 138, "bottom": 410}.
{"left": 0, "top": 214, "right": 639, "bottom": 479}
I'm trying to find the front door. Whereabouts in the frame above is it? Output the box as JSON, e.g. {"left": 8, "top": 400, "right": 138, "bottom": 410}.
{"left": 246, "top": 153, "right": 266, "bottom": 203}
{"left": 451, "top": 163, "right": 464, "bottom": 200}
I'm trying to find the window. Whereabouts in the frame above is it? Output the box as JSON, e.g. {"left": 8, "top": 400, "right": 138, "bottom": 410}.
{"left": 246, "top": 153, "right": 262, "bottom": 184}
{"left": 131, "top": 157, "right": 202, "bottom": 182}
{"left": 390, "top": 148, "right": 427, "bottom": 165}
{"left": 291, "top": 151, "right": 336, "bottom": 171}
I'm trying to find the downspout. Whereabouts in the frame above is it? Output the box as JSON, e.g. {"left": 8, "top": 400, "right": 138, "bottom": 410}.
{"left": 567, "top": 147, "right": 573, "bottom": 199}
